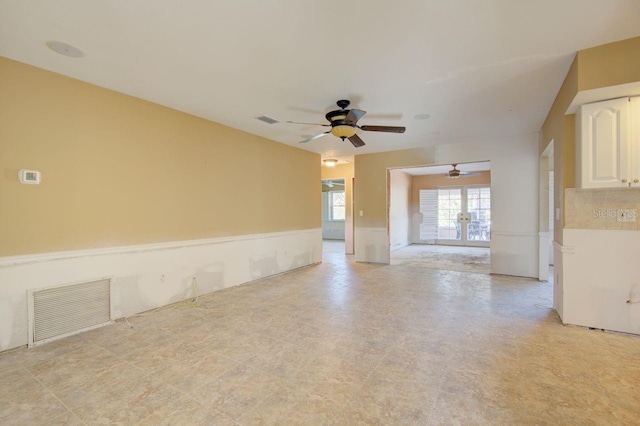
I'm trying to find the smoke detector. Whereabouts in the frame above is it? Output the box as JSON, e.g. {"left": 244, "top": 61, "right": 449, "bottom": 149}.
{"left": 46, "top": 41, "right": 84, "bottom": 58}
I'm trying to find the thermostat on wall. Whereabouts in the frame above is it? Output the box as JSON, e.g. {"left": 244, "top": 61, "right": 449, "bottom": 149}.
{"left": 19, "top": 169, "right": 41, "bottom": 184}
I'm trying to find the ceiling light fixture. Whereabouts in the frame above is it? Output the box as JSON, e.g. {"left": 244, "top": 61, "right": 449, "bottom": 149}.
{"left": 46, "top": 41, "right": 84, "bottom": 58}
{"left": 330, "top": 124, "right": 356, "bottom": 140}
{"left": 323, "top": 159, "right": 338, "bottom": 167}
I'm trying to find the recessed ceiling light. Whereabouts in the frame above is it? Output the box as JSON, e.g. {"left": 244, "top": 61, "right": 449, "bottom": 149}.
{"left": 46, "top": 41, "right": 84, "bottom": 58}
{"left": 414, "top": 113, "right": 431, "bottom": 120}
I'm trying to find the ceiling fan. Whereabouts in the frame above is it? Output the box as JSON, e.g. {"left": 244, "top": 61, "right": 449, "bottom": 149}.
{"left": 323, "top": 180, "right": 345, "bottom": 188}
{"left": 446, "top": 164, "right": 482, "bottom": 179}
{"left": 287, "top": 100, "right": 405, "bottom": 148}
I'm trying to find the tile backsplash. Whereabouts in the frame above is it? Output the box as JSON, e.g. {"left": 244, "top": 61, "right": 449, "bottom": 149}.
{"left": 565, "top": 188, "right": 640, "bottom": 231}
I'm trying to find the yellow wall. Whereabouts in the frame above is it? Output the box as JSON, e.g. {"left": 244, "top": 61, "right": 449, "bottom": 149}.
{"left": 0, "top": 57, "right": 320, "bottom": 256}
{"left": 562, "top": 115, "right": 575, "bottom": 190}
{"left": 540, "top": 55, "right": 578, "bottom": 156}
{"left": 354, "top": 148, "right": 436, "bottom": 228}
{"left": 578, "top": 36, "right": 640, "bottom": 91}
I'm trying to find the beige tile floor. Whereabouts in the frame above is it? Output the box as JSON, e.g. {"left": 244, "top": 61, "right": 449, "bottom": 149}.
{"left": 1, "top": 252, "right": 639, "bottom": 425}
{"left": 390, "top": 244, "right": 490, "bottom": 275}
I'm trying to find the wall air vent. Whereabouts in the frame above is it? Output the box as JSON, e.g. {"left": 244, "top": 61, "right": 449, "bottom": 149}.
{"left": 256, "top": 115, "right": 279, "bottom": 124}
{"left": 28, "top": 277, "right": 113, "bottom": 347}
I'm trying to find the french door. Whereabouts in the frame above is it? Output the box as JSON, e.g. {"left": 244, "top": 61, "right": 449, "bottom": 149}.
{"left": 436, "top": 186, "right": 490, "bottom": 247}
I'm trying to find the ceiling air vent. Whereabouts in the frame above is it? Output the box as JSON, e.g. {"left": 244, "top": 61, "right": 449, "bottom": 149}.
{"left": 256, "top": 115, "right": 279, "bottom": 125}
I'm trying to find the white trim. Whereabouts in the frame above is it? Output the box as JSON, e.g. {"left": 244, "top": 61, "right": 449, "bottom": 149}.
{"left": 355, "top": 227, "right": 388, "bottom": 234}
{"left": 492, "top": 231, "right": 538, "bottom": 237}
{"left": 538, "top": 233, "right": 550, "bottom": 281}
{"left": 566, "top": 81, "right": 640, "bottom": 114}
{"left": 0, "top": 229, "right": 319, "bottom": 267}
{"left": 0, "top": 228, "right": 323, "bottom": 351}
{"left": 553, "top": 240, "right": 575, "bottom": 254}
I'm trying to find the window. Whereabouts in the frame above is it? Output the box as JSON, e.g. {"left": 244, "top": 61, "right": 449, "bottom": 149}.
{"left": 329, "top": 191, "right": 345, "bottom": 220}
{"left": 467, "top": 187, "right": 491, "bottom": 241}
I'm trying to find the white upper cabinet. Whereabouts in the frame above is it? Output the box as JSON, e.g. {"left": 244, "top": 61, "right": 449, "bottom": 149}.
{"left": 576, "top": 97, "right": 640, "bottom": 188}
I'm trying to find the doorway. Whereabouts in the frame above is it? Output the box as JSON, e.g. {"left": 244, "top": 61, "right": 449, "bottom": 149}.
{"left": 322, "top": 178, "right": 346, "bottom": 254}
{"left": 389, "top": 161, "right": 492, "bottom": 273}
{"left": 539, "top": 141, "right": 554, "bottom": 281}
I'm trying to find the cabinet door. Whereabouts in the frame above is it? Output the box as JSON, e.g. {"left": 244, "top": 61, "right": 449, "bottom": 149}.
{"left": 577, "top": 97, "right": 629, "bottom": 188}
{"left": 631, "top": 97, "right": 640, "bottom": 186}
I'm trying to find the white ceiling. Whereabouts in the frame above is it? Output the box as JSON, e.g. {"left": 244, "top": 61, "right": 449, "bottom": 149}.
{"left": 2, "top": 1, "right": 640, "bottom": 158}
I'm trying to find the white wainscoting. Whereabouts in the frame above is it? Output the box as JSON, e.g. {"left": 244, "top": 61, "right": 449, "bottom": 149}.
{"left": 354, "top": 227, "right": 389, "bottom": 264}
{"left": 561, "top": 229, "right": 640, "bottom": 335}
{"left": 321, "top": 221, "right": 345, "bottom": 240}
{"left": 0, "top": 229, "right": 322, "bottom": 351}
{"left": 552, "top": 241, "right": 567, "bottom": 320}
{"left": 538, "top": 232, "right": 550, "bottom": 282}
{"left": 490, "top": 231, "right": 539, "bottom": 278}
{"left": 355, "top": 227, "right": 539, "bottom": 279}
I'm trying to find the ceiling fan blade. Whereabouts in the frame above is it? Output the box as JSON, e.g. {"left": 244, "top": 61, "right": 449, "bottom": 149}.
{"left": 460, "top": 171, "right": 482, "bottom": 177}
{"left": 359, "top": 125, "right": 406, "bottom": 133}
{"left": 346, "top": 109, "right": 366, "bottom": 124}
{"left": 286, "top": 121, "right": 330, "bottom": 127}
{"left": 348, "top": 134, "right": 366, "bottom": 148}
{"left": 299, "top": 132, "right": 330, "bottom": 144}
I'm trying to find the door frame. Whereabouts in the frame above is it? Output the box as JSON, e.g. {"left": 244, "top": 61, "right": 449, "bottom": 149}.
{"left": 538, "top": 141, "right": 554, "bottom": 281}
{"left": 435, "top": 184, "right": 491, "bottom": 248}
{"left": 320, "top": 177, "right": 354, "bottom": 255}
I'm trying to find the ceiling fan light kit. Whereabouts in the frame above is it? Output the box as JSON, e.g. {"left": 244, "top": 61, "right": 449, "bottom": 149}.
{"left": 330, "top": 124, "right": 356, "bottom": 139}
{"left": 287, "top": 99, "right": 405, "bottom": 148}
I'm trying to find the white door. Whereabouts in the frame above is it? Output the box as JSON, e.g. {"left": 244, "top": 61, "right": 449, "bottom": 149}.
{"left": 436, "top": 186, "right": 490, "bottom": 247}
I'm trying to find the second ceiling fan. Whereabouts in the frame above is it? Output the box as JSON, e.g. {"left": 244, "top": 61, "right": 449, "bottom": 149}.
{"left": 446, "top": 164, "right": 482, "bottom": 179}
{"left": 287, "top": 100, "right": 405, "bottom": 148}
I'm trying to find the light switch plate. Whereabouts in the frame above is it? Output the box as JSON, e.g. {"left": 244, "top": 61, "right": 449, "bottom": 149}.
{"left": 19, "top": 169, "right": 41, "bottom": 184}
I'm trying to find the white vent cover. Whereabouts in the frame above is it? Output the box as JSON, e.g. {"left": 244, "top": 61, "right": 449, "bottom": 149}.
{"left": 256, "top": 115, "right": 279, "bottom": 124}
{"left": 28, "top": 277, "right": 113, "bottom": 347}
